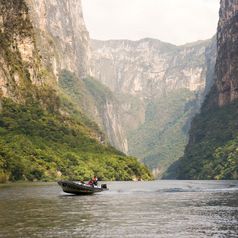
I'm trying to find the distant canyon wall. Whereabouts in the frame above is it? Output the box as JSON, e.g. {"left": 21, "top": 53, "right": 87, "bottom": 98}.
{"left": 92, "top": 38, "right": 216, "bottom": 101}
{"left": 91, "top": 38, "right": 217, "bottom": 176}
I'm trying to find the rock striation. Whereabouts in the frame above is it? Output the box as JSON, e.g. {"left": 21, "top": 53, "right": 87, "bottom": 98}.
{"left": 92, "top": 39, "right": 211, "bottom": 100}
{"left": 26, "top": 0, "right": 91, "bottom": 78}
{"left": 215, "top": 0, "right": 238, "bottom": 106}
{"left": 0, "top": 0, "right": 91, "bottom": 97}
{"left": 0, "top": 0, "right": 43, "bottom": 99}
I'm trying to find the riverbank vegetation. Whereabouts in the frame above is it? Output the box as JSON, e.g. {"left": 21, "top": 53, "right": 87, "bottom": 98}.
{"left": 165, "top": 101, "right": 238, "bottom": 179}
{"left": 0, "top": 97, "right": 152, "bottom": 183}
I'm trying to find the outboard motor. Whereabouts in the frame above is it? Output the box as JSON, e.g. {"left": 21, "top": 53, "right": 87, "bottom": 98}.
{"left": 101, "top": 184, "right": 107, "bottom": 189}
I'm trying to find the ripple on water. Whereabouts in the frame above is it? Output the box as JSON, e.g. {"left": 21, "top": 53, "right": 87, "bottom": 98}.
{"left": 0, "top": 180, "right": 238, "bottom": 238}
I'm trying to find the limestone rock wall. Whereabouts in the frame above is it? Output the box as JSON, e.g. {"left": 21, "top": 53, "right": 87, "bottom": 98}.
{"left": 26, "top": 0, "right": 91, "bottom": 79}
{"left": 0, "top": 0, "right": 91, "bottom": 98}
{"left": 91, "top": 39, "right": 211, "bottom": 101}
{"left": 215, "top": 0, "right": 238, "bottom": 106}
{"left": 0, "top": 0, "right": 44, "bottom": 99}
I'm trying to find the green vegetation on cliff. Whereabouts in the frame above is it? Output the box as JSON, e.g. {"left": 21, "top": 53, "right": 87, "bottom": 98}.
{"left": 0, "top": 97, "right": 152, "bottom": 183}
{"left": 0, "top": 0, "right": 153, "bottom": 183}
{"left": 59, "top": 70, "right": 113, "bottom": 110}
{"left": 128, "top": 89, "right": 198, "bottom": 177}
{"left": 58, "top": 70, "right": 115, "bottom": 132}
{"left": 164, "top": 101, "right": 238, "bottom": 179}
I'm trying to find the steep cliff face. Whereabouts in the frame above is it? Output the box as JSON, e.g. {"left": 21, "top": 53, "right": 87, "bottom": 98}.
{"left": 165, "top": 0, "right": 238, "bottom": 179}
{"left": 215, "top": 0, "right": 238, "bottom": 106}
{"left": 92, "top": 39, "right": 210, "bottom": 99}
{"left": 91, "top": 38, "right": 216, "bottom": 176}
{"left": 103, "top": 100, "right": 128, "bottom": 152}
{"left": 0, "top": 0, "right": 46, "bottom": 99}
{"left": 0, "top": 0, "right": 152, "bottom": 182}
{"left": 204, "top": 36, "right": 217, "bottom": 96}
{"left": 26, "top": 0, "right": 91, "bottom": 78}
{"left": 22, "top": 0, "right": 125, "bottom": 152}
{"left": 0, "top": 0, "right": 91, "bottom": 98}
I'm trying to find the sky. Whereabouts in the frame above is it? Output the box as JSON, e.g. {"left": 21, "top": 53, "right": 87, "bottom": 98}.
{"left": 82, "top": 0, "right": 220, "bottom": 46}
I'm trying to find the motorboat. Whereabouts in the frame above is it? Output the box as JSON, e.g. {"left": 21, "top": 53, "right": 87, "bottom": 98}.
{"left": 58, "top": 180, "right": 108, "bottom": 195}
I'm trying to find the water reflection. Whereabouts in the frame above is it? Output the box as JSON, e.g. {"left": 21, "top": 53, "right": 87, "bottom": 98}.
{"left": 0, "top": 181, "right": 238, "bottom": 238}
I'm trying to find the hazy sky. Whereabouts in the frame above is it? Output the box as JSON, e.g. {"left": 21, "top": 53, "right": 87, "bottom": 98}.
{"left": 82, "top": 0, "right": 220, "bottom": 45}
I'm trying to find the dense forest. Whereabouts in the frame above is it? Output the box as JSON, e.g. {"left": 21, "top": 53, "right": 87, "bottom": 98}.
{"left": 165, "top": 101, "right": 238, "bottom": 179}
{"left": 0, "top": 93, "right": 152, "bottom": 183}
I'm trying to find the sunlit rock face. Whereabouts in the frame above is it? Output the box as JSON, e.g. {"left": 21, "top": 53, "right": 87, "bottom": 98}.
{"left": 0, "top": 0, "right": 45, "bottom": 99}
{"left": 103, "top": 100, "right": 128, "bottom": 153}
{"left": 215, "top": 0, "right": 238, "bottom": 106}
{"left": 91, "top": 38, "right": 217, "bottom": 176}
{"left": 0, "top": 0, "right": 91, "bottom": 99}
{"left": 92, "top": 39, "right": 211, "bottom": 100}
{"left": 26, "top": 0, "right": 91, "bottom": 78}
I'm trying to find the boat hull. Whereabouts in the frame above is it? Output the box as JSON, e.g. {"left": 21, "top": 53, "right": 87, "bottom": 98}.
{"left": 58, "top": 181, "right": 107, "bottom": 195}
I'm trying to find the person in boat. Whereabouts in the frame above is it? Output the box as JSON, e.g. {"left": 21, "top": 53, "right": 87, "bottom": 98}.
{"left": 87, "top": 176, "right": 98, "bottom": 187}
{"left": 93, "top": 176, "right": 98, "bottom": 186}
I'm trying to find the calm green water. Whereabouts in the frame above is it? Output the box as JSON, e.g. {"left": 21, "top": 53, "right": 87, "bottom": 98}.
{"left": 0, "top": 181, "right": 238, "bottom": 238}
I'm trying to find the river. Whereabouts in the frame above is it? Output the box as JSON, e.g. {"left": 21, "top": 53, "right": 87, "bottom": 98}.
{"left": 0, "top": 180, "right": 238, "bottom": 238}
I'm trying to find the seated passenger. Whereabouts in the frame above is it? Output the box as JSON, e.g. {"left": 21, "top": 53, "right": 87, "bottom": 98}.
{"left": 87, "top": 176, "right": 98, "bottom": 186}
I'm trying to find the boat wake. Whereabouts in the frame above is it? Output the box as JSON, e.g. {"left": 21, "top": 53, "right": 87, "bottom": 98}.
{"left": 104, "top": 187, "right": 238, "bottom": 195}
{"left": 156, "top": 187, "right": 238, "bottom": 193}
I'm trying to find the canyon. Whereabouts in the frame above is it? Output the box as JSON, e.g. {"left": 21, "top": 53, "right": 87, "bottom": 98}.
{"left": 1, "top": 0, "right": 236, "bottom": 181}
{"left": 91, "top": 37, "right": 216, "bottom": 176}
